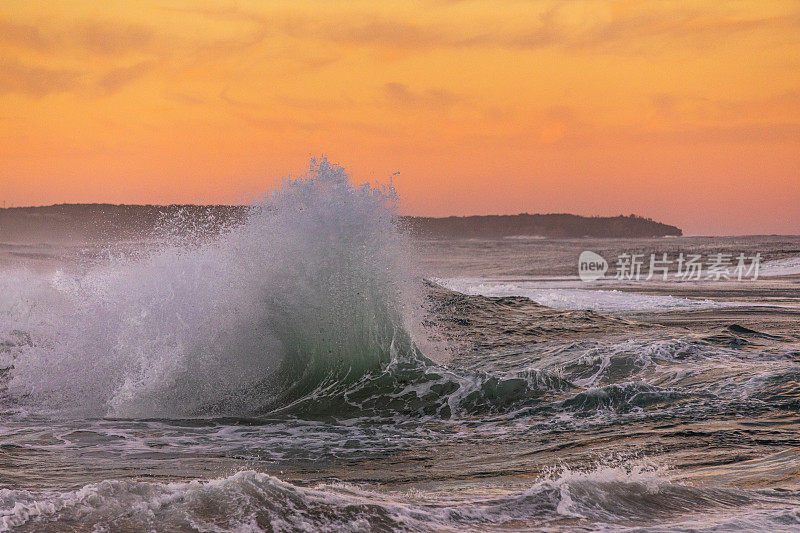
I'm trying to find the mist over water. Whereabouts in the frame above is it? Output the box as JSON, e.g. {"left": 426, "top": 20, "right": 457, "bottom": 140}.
{"left": 1, "top": 159, "right": 800, "bottom": 531}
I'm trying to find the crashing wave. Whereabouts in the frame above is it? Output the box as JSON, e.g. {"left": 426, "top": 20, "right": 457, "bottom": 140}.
{"left": 0, "top": 159, "right": 574, "bottom": 420}
{"left": 1, "top": 158, "right": 423, "bottom": 418}
{"left": 3, "top": 464, "right": 792, "bottom": 532}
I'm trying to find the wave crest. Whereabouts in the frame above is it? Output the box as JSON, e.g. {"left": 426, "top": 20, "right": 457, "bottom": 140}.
{"left": 3, "top": 464, "right": 787, "bottom": 532}
{"left": 3, "top": 158, "right": 423, "bottom": 418}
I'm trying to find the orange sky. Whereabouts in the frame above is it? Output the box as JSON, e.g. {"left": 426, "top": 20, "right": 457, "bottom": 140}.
{"left": 1, "top": 0, "right": 798, "bottom": 235}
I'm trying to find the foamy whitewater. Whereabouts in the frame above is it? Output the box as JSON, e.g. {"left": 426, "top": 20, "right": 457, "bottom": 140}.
{"left": 1, "top": 159, "right": 800, "bottom": 531}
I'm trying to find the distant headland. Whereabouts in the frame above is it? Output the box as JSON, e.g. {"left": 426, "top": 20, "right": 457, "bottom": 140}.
{"left": 0, "top": 204, "right": 681, "bottom": 243}
{"left": 402, "top": 213, "right": 682, "bottom": 239}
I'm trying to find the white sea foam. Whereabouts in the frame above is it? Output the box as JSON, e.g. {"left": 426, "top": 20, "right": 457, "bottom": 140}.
{"left": 0, "top": 464, "right": 671, "bottom": 531}
{"left": 434, "top": 278, "right": 739, "bottom": 312}
{"left": 760, "top": 256, "right": 800, "bottom": 277}
{"left": 2, "top": 463, "right": 786, "bottom": 532}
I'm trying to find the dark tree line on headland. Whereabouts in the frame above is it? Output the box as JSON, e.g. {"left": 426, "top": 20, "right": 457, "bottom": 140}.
{"left": 0, "top": 204, "right": 681, "bottom": 243}
{"left": 401, "top": 213, "right": 682, "bottom": 238}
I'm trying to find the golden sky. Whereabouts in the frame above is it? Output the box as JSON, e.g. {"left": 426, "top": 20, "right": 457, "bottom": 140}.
{"left": 1, "top": 0, "right": 798, "bottom": 234}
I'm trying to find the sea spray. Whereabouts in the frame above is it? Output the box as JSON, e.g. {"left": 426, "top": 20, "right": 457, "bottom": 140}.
{"left": 4, "top": 158, "right": 424, "bottom": 418}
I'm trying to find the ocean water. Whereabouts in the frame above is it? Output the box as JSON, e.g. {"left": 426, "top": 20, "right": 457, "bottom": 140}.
{"left": 1, "top": 162, "right": 800, "bottom": 531}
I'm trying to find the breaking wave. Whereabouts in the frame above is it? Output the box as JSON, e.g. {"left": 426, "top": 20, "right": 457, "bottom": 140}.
{"left": 3, "top": 464, "right": 796, "bottom": 532}
{"left": 0, "top": 159, "right": 573, "bottom": 420}
{"left": 1, "top": 158, "right": 430, "bottom": 418}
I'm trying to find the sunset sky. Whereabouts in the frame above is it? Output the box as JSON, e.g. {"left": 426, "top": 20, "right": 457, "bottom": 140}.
{"left": 1, "top": 1, "right": 798, "bottom": 235}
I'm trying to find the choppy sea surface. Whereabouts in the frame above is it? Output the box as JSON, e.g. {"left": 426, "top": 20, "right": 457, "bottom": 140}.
{"left": 1, "top": 166, "right": 800, "bottom": 531}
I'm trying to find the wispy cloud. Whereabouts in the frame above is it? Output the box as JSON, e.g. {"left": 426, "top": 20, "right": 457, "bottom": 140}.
{"left": 630, "top": 122, "right": 800, "bottom": 145}
{"left": 191, "top": 3, "right": 800, "bottom": 55}
{"left": 97, "top": 60, "right": 157, "bottom": 93}
{"left": 72, "top": 22, "right": 154, "bottom": 55}
{"left": 0, "top": 19, "right": 50, "bottom": 50}
{"left": 383, "top": 83, "right": 460, "bottom": 110}
{"left": 651, "top": 90, "right": 800, "bottom": 125}
{"left": 0, "top": 59, "right": 83, "bottom": 96}
{"left": 4, "top": 3, "right": 798, "bottom": 65}
{"left": 459, "top": 5, "right": 800, "bottom": 53}
{"left": 0, "top": 18, "right": 154, "bottom": 55}
{"left": 0, "top": 56, "right": 159, "bottom": 97}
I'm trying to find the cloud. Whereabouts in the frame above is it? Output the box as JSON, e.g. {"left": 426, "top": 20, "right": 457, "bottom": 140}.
{"left": 0, "top": 59, "right": 83, "bottom": 96}
{"left": 652, "top": 93, "right": 677, "bottom": 115}
{"left": 163, "top": 5, "right": 458, "bottom": 51}
{"left": 463, "top": 5, "right": 800, "bottom": 53}
{"left": 650, "top": 90, "right": 800, "bottom": 125}
{"left": 97, "top": 60, "right": 157, "bottom": 92}
{"left": 641, "top": 123, "right": 800, "bottom": 144}
{"left": 384, "top": 82, "right": 460, "bottom": 110}
{"left": 72, "top": 22, "right": 154, "bottom": 55}
{"left": 165, "top": 92, "right": 207, "bottom": 106}
{"left": 545, "top": 105, "right": 576, "bottom": 122}
{"left": 322, "top": 20, "right": 445, "bottom": 48}
{"left": 294, "top": 3, "right": 800, "bottom": 55}
{"left": 0, "top": 18, "right": 154, "bottom": 55}
{"left": 0, "top": 56, "right": 156, "bottom": 97}
{"left": 219, "top": 87, "right": 260, "bottom": 109}
{"left": 0, "top": 19, "right": 50, "bottom": 50}
{"left": 4, "top": 3, "right": 799, "bottom": 68}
